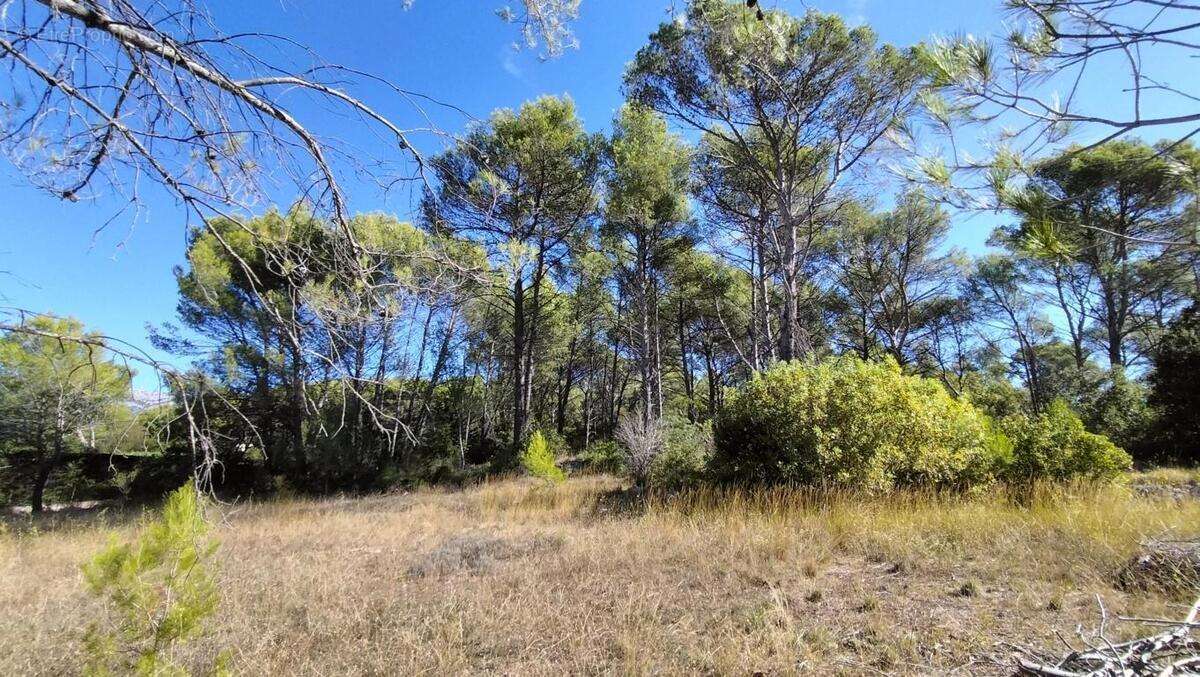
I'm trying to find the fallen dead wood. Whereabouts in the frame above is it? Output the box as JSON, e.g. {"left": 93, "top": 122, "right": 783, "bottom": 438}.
{"left": 1014, "top": 595, "right": 1200, "bottom": 676}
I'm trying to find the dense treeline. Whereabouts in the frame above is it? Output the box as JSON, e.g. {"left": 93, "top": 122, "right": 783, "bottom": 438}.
{"left": 2, "top": 1, "right": 1199, "bottom": 507}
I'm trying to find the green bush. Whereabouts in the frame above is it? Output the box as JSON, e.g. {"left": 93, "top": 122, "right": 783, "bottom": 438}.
{"left": 649, "top": 418, "right": 713, "bottom": 491}
{"left": 998, "top": 401, "right": 1132, "bottom": 482}
{"left": 1148, "top": 304, "right": 1200, "bottom": 465}
{"left": 711, "top": 357, "right": 1002, "bottom": 491}
{"left": 520, "top": 431, "right": 565, "bottom": 484}
{"left": 579, "top": 440, "right": 626, "bottom": 475}
{"left": 81, "top": 480, "right": 228, "bottom": 676}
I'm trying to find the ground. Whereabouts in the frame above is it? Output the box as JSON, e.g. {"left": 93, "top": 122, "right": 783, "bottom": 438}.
{"left": 2, "top": 473, "right": 1199, "bottom": 675}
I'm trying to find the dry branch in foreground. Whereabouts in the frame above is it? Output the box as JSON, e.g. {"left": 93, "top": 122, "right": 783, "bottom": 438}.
{"left": 1015, "top": 596, "right": 1200, "bottom": 676}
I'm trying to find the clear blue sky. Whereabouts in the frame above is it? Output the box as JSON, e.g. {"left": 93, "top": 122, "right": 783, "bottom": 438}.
{"left": 0, "top": 0, "right": 1186, "bottom": 389}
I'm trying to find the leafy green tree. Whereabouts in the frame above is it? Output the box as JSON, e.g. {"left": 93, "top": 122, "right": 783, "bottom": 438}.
{"left": 161, "top": 206, "right": 330, "bottom": 477}
{"left": 0, "top": 316, "right": 132, "bottom": 512}
{"left": 604, "top": 105, "right": 693, "bottom": 424}
{"left": 1003, "top": 140, "right": 1199, "bottom": 368}
{"left": 162, "top": 206, "right": 479, "bottom": 488}
{"left": 965, "top": 255, "right": 1058, "bottom": 413}
{"left": 692, "top": 132, "right": 783, "bottom": 371}
{"left": 626, "top": 0, "right": 923, "bottom": 361}
{"left": 1026, "top": 341, "right": 1105, "bottom": 413}
{"left": 1148, "top": 305, "right": 1200, "bottom": 464}
{"left": 426, "top": 96, "right": 601, "bottom": 460}
{"left": 668, "top": 249, "right": 753, "bottom": 420}
{"left": 1082, "top": 367, "right": 1155, "bottom": 460}
{"left": 958, "top": 353, "right": 1029, "bottom": 421}
{"left": 546, "top": 250, "right": 613, "bottom": 440}
{"left": 831, "top": 191, "right": 962, "bottom": 365}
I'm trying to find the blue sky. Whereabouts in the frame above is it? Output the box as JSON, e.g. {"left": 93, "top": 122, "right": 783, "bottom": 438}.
{"left": 0, "top": 0, "right": 1188, "bottom": 389}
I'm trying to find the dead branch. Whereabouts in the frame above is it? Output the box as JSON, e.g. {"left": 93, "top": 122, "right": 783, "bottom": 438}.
{"left": 1015, "top": 595, "right": 1200, "bottom": 676}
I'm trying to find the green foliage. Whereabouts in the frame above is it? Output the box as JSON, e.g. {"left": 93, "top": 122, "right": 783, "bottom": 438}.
{"left": 538, "top": 429, "right": 570, "bottom": 459}
{"left": 981, "top": 418, "right": 1015, "bottom": 472}
{"left": 916, "top": 34, "right": 996, "bottom": 89}
{"left": 428, "top": 95, "right": 601, "bottom": 461}
{"left": 999, "top": 140, "right": 1199, "bottom": 370}
{"left": 961, "top": 367, "right": 1028, "bottom": 420}
{"left": 829, "top": 190, "right": 960, "bottom": 364}
{"left": 997, "top": 401, "right": 1132, "bottom": 483}
{"left": 520, "top": 431, "right": 565, "bottom": 484}
{"left": 648, "top": 418, "right": 713, "bottom": 491}
{"left": 166, "top": 205, "right": 487, "bottom": 492}
{"left": 579, "top": 440, "right": 625, "bottom": 475}
{"left": 628, "top": 0, "right": 922, "bottom": 118}
{"left": 81, "top": 481, "right": 227, "bottom": 676}
{"left": 1082, "top": 368, "right": 1155, "bottom": 460}
{"left": 431, "top": 96, "right": 600, "bottom": 250}
{"left": 606, "top": 104, "right": 690, "bottom": 229}
{"left": 712, "top": 357, "right": 1000, "bottom": 491}
{"left": 0, "top": 316, "right": 136, "bottom": 510}
{"left": 1149, "top": 305, "right": 1200, "bottom": 465}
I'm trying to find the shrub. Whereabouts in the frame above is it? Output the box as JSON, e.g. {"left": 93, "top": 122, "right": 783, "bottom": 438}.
{"left": 579, "top": 440, "right": 626, "bottom": 475}
{"left": 711, "top": 357, "right": 1002, "bottom": 491}
{"left": 648, "top": 418, "right": 713, "bottom": 491}
{"left": 997, "top": 401, "right": 1132, "bottom": 482}
{"left": 615, "top": 413, "right": 665, "bottom": 488}
{"left": 520, "top": 431, "right": 565, "bottom": 484}
{"left": 81, "top": 480, "right": 228, "bottom": 676}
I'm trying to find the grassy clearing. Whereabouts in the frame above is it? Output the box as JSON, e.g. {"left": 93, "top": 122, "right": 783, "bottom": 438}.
{"left": 2, "top": 476, "right": 1198, "bottom": 675}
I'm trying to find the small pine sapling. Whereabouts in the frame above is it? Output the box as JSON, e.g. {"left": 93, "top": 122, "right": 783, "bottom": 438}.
{"left": 520, "top": 431, "right": 565, "bottom": 484}
{"left": 81, "top": 480, "right": 229, "bottom": 676}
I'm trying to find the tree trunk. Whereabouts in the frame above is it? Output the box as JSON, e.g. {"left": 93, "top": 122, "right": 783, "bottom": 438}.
{"left": 287, "top": 340, "right": 307, "bottom": 475}
{"left": 678, "top": 298, "right": 697, "bottom": 423}
{"left": 32, "top": 422, "right": 66, "bottom": 514}
{"left": 30, "top": 459, "right": 53, "bottom": 514}
{"left": 704, "top": 341, "right": 718, "bottom": 420}
{"left": 415, "top": 309, "right": 459, "bottom": 441}
{"left": 607, "top": 326, "right": 622, "bottom": 434}
{"left": 511, "top": 276, "right": 528, "bottom": 459}
{"left": 754, "top": 227, "right": 776, "bottom": 368}
{"left": 554, "top": 336, "right": 577, "bottom": 435}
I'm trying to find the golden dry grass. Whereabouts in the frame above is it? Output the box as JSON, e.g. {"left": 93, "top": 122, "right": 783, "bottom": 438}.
{"left": 1131, "top": 466, "right": 1200, "bottom": 486}
{"left": 2, "top": 476, "right": 1199, "bottom": 675}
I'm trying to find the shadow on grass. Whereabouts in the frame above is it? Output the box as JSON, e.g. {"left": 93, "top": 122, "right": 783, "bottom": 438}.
{"left": 1, "top": 500, "right": 152, "bottom": 535}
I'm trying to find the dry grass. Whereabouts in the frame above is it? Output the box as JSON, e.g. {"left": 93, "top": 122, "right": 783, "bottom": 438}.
{"left": 1132, "top": 466, "right": 1200, "bottom": 486}
{"left": 2, "top": 476, "right": 1199, "bottom": 675}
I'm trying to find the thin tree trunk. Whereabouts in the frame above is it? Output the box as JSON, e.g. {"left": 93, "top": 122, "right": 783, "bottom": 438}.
{"left": 554, "top": 336, "right": 578, "bottom": 435}
{"left": 511, "top": 276, "right": 529, "bottom": 458}
{"left": 704, "top": 341, "right": 718, "bottom": 421}
{"left": 31, "top": 458, "right": 53, "bottom": 514}
{"left": 678, "top": 298, "right": 697, "bottom": 423}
